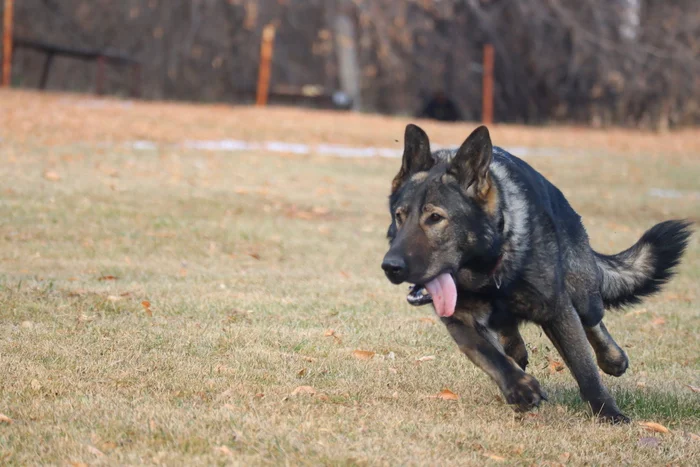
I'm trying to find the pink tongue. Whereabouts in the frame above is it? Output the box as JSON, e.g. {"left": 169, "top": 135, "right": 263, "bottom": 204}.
{"left": 424, "top": 273, "right": 457, "bottom": 317}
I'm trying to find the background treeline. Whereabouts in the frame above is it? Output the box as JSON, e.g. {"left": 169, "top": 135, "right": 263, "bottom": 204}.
{"left": 5, "top": 0, "right": 700, "bottom": 128}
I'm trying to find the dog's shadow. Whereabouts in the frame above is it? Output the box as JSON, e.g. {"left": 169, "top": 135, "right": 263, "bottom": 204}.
{"left": 546, "top": 385, "right": 699, "bottom": 421}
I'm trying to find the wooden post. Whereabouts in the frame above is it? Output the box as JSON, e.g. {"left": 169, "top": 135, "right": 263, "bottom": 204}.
{"left": 482, "top": 44, "right": 494, "bottom": 125}
{"left": 131, "top": 63, "right": 141, "bottom": 98}
{"left": 96, "top": 55, "right": 106, "bottom": 95}
{"left": 39, "top": 53, "right": 54, "bottom": 89}
{"left": 256, "top": 24, "right": 276, "bottom": 106}
{"left": 334, "top": 13, "right": 361, "bottom": 110}
{"left": 2, "top": 0, "right": 13, "bottom": 87}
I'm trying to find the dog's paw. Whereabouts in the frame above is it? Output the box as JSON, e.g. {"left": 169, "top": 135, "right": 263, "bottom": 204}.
{"left": 599, "top": 411, "right": 631, "bottom": 425}
{"left": 504, "top": 373, "right": 548, "bottom": 412}
{"left": 597, "top": 352, "right": 629, "bottom": 377}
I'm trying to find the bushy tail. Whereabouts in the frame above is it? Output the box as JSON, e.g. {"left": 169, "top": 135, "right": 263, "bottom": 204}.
{"left": 595, "top": 220, "right": 693, "bottom": 309}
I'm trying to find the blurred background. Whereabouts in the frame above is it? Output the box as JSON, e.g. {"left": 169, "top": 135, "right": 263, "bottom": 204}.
{"left": 3, "top": 0, "right": 700, "bottom": 129}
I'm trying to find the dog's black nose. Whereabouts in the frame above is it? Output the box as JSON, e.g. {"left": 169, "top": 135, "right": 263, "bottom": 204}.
{"left": 382, "top": 254, "right": 407, "bottom": 284}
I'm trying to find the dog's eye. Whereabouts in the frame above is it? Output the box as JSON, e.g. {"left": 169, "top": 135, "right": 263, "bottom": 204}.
{"left": 427, "top": 212, "right": 444, "bottom": 224}
{"left": 395, "top": 211, "right": 404, "bottom": 225}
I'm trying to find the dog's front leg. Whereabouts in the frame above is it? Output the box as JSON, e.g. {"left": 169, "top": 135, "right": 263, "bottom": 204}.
{"left": 442, "top": 311, "right": 547, "bottom": 412}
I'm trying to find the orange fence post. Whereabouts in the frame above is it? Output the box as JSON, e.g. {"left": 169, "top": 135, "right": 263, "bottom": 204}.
{"left": 2, "top": 0, "right": 13, "bottom": 87}
{"left": 482, "top": 44, "right": 494, "bottom": 125}
{"left": 256, "top": 24, "right": 276, "bottom": 106}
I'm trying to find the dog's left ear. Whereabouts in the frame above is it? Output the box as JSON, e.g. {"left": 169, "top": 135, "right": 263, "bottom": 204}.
{"left": 449, "top": 125, "right": 493, "bottom": 200}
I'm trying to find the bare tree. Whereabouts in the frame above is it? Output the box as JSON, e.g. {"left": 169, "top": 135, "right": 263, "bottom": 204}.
{"left": 4, "top": 0, "right": 699, "bottom": 128}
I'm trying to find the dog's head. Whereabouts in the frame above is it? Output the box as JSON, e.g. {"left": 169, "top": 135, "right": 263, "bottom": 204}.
{"left": 382, "top": 124, "right": 503, "bottom": 317}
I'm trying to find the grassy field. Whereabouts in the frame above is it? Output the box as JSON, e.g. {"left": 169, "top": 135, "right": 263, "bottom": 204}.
{"left": 0, "top": 90, "right": 699, "bottom": 465}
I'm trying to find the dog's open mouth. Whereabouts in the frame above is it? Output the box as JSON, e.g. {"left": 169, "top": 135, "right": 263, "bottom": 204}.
{"left": 407, "top": 285, "right": 433, "bottom": 306}
{"left": 406, "top": 272, "right": 457, "bottom": 318}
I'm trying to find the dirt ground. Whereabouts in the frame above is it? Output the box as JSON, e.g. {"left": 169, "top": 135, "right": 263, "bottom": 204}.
{"left": 0, "top": 90, "right": 698, "bottom": 465}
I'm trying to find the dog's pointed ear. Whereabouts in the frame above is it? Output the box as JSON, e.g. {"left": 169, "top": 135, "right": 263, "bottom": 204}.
{"left": 448, "top": 125, "right": 493, "bottom": 200}
{"left": 391, "top": 124, "right": 433, "bottom": 194}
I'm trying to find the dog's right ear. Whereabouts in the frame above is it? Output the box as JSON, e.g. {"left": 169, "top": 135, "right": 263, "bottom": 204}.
{"left": 391, "top": 124, "right": 433, "bottom": 194}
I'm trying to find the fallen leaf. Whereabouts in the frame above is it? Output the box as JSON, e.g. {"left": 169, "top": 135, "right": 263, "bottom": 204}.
{"left": 651, "top": 317, "right": 666, "bottom": 326}
{"left": 100, "top": 441, "right": 117, "bottom": 452}
{"left": 638, "top": 437, "right": 660, "bottom": 448}
{"left": 482, "top": 452, "right": 506, "bottom": 462}
{"left": 297, "top": 368, "right": 307, "bottom": 377}
{"left": 636, "top": 381, "right": 647, "bottom": 388}
{"left": 86, "top": 445, "right": 105, "bottom": 457}
{"left": 0, "top": 413, "right": 12, "bottom": 424}
{"left": 248, "top": 252, "right": 261, "bottom": 260}
{"left": 640, "top": 421, "right": 670, "bottom": 434}
{"left": 303, "top": 356, "right": 318, "bottom": 362}
{"left": 548, "top": 357, "right": 565, "bottom": 373}
{"left": 142, "top": 300, "right": 152, "bottom": 317}
{"left": 254, "top": 393, "right": 264, "bottom": 399}
{"left": 687, "top": 385, "right": 700, "bottom": 393}
{"left": 352, "top": 350, "right": 375, "bottom": 360}
{"left": 214, "top": 445, "right": 234, "bottom": 456}
{"left": 311, "top": 206, "right": 330, "bottom": 215}
{"left": 339, "top": 271, "right": 350, "bottom": 278}
{"left": 392, "top": 391, "right": 399, "bottom": 399}
{"left": 559, "top": 451, "right": 571, "bottom": 463}
{"left": 293, "top": 211, "right": 314, "bottom": 220}
{"left": 70, "top": 462, "right": 88, "bottom": 467}
{"left": 107, "top": 295, "right": 122, "bottom": 302}
{"left": 625, "top": 308, "right": 649, "bottom": 317}
{"left": 687, "top": 432, "right": 699, "bottom": 441}
{"left": 291, "top": 385, "right": 316, "bottom": 396}
{"left": 98, "top": 275, "right": 118, "bottom": 281}
{"left": 316, "top": 393, "right": 330, "bottom": 402}
{"left": 43, "top": 170, "right": 61, "bottom": 181}
{"left": 430, "top": 388, "right": 459, "bottom": 401}
{"left": 324, "top": 329, "right": 336, "bottom": 337}
{"left": 416, "top": 355, "right": 436, "bottom": 363}
{"left": 418, "top": 317, "right": 435, "bottom": 325}
{"left": 511, "top": 444, "right": 524, "bottom": 455}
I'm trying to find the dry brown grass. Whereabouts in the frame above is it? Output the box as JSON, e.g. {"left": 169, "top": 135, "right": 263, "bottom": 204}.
{"left": 0, "top": 91, "right": 699, "bottom": 466}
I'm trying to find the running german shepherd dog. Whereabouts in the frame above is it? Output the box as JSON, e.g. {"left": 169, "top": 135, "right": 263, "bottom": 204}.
{"left": 382, "top": 124, "right": 692, "bottom": 423}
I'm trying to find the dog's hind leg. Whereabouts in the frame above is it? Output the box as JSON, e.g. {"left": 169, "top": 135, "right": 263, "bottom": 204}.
{"left": 542, "top": 302, "right": 628, "bottom": 423}
{"left": 571, "top": 291, "right": 629, "bottom": 377}
{"left": 569, "top": 286, "right": 629, "bottom": 377}
{"left": 499, "top": 325, "right": 529, "bottom": 371}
